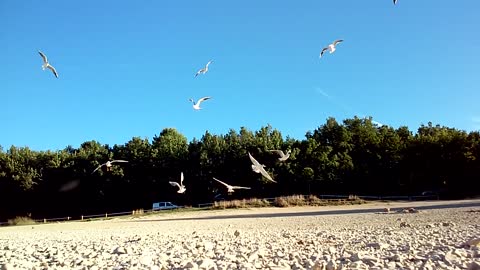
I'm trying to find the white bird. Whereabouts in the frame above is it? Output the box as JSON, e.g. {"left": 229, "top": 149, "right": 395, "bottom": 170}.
{"left": 91, "top": 160, "right": 129, "bottom": 174}
{"left": 195, "top": 60, "right": 213, "bottom": 77}
{"left": 38, "top": 51, "right": 58, "bottom": 78}
{"left": 213, "top": 177, "right": 251, "bottom": 193}
{"left": 169, "top": 172, "right": 186, "bottom": 194}
{"left": 189, "top": 96, "right": 211, "bottom": 110}
{"left": 269, "top": 149, "right": 291, "bottom": 162}
{"left": 319, "top": 40, "right": 344, "bottom": 58}
{"left": 248, "top": 152, "right": 276, "bottom": 183}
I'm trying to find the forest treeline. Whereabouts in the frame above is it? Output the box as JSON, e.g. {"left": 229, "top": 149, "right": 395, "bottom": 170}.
{"left": 1, "top": 116, "right": 479, "bottom": 221}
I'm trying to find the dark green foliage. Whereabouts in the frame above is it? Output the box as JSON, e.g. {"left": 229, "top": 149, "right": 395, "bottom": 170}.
{"left": 0, "top": 118, "right": 479, "bottom": 221}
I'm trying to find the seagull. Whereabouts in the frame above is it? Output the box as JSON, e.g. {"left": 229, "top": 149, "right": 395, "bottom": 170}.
{"left": 169, "top": 172, "right": 186, "bottom": 194}
{"left": 38, "top": 51, "right": 58, "bottom": 78}
{"left": 189, "top": 96, "right": 211, "bottom": 110}
{"left": 269, "top": 149, "right": 291, "bottom": 162}
{"left": 319, "top": 40, "right": 344, "bottom": 58}
{"left": 195, "top": 60, "right": 213, "bottom": 77}
{"left": 248, "top": 152, "right": 276, "bottom": 183}
{"left": 91, "top": 160, "right": 129, "bottom": 174}
{"left": 213, "top": 177, "right": 251, "bottom": 193}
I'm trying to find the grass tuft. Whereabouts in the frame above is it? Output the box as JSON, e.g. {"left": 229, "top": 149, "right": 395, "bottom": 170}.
{"left": 212, "top": 195, "right": 366, "bottom": 209}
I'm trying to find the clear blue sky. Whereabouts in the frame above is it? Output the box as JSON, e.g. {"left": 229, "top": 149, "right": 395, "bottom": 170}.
{"left": 1, "top": 0, "right": 479, "bottom": 151}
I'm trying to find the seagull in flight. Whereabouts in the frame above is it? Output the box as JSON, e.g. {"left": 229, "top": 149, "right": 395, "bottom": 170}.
{"left": 319, "top": 40, "right": 344, "bottom": 58}
{"left": 195, "top": 60, "right": 213, "bottom": 77}
{"left": 248, "top": 152, "right": 276, "bottom": 183}
{"left": 189, "top": 96, "right": 211, "bottom": 110}
{"left": 169, "top": 172, "right": 186, "bottom": 194}
{"left": 269, "top": 149, "right": 291, "bottom": 162}
{"left": 213, "top": 177, "right": 251, "bottom": 193}
{"left": 38, "top": 51, "right": 59, "bottom": 78}
{"left": 91, "top": 160, "right": 129, "bottom": 174}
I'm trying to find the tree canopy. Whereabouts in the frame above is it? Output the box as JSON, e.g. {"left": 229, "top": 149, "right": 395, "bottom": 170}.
{"left": 1, "top": 117, "right": 478, "bottom": 221}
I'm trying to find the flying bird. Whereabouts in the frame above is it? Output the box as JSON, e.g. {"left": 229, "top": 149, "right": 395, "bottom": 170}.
{"left": 319, "top": 40, "right": 344, "bottom": 58}
{"left": 393, "top": 0, "right": 398, "bottom": 4}
{"left": 213, "top": 177, "right": 251, "bottom": 193}
{"left": 189, "top": 96, "right": 211, "bottom": 110}
{"left": 248, "top": 152, "right": 276, "bottom": 183}
{"left": 91, "top": 160, "right": 129, "bottom": 174}
{"left": 38, "top": 51, "right": 59, "bottom": 78}
{"left": 169, "top": 172, "right": 186, "bottom": 194}
{"left": 195, "top": 60, "right": 213, "bottom": 77}
{"left": 269, "top": 149, "right": 291, "bottom": 162}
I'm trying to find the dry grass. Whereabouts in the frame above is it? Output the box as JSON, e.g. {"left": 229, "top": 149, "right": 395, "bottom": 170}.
{"left": 132, "top": 209, "right": 144, "bottom": 216}
{"left": 212, "top": 195, "right": 365, "bottom": 209}
{"left": 7, "top": 216, "right": 37, "bottom": 226}
{"left": 212, "top": 198, "right": 270, "bottom": 209}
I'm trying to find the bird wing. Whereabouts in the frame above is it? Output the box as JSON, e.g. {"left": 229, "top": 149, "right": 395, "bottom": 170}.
{"left": 333, "top": 39, "right": 344, "bottom": 46}
{"left": 195, "top": 68, "right": 205, "bottom": 76}
{"left": 231, "top": 186, "right": 251, "bottom": 190}
{"left": 269, "top": 150, "right": 285, "bottom": 157}
{"left": 197, "top": 96, "right": 211, "bottom": 105}
{"left": 91, "top": 164, "right": 105, "bottom": 174}
{"left": 248, "top": 152, "right": 261, "bottom": 167}
{"left": 259, "top": 166, "right": 276, "bottom": 182}
{"left": 393, "top": 0, "right": 397, "bottom": 4}
{"left": 169, "top": 181, "right": 181, "bottom": 188}
{"left": 213, "top": 177, "right": 231, "bottom": 188}
{"left": 111, "top": 160, "right": 129, "bottom": 163}
{"left": 320, "top": 47, "right": 329, "bottom": 58}
{"left": 180, "top": 172, "right": 184, "bottom": 186}
{"left": 47, "top": 65, "right": 58, "bottom": 78}
{"left": 38, "top": 51, "right": 48, "bottom": 63}
{"left": 206, "top": 60, "right": 213, "bottom": 67}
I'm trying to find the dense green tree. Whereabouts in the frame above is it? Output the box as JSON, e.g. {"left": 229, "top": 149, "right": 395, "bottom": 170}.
{"left": 0, "top": 117, "right": 479, "bottom": 221}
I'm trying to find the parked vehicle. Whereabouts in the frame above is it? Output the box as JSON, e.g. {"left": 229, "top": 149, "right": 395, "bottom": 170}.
{"left": 152, "top": 201, "right": 179, "bottom": 211}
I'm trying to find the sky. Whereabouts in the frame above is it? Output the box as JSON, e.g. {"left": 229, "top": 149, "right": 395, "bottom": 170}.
{"left": 1, "top": 0, "right": 479, "bottom": 151}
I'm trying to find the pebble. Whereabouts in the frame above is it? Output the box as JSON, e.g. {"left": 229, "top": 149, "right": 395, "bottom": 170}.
{"left": 0, "top": 205, "right": 479, "bottom": 270}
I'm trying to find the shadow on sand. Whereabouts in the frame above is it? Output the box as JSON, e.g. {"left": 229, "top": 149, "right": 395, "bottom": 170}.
{"left": 125, "top": 201, "right": 480, "bottom": 223}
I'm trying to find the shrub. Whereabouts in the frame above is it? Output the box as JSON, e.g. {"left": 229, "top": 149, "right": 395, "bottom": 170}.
{"left": 7, "top": 216, "right": 36, "bottom": 226}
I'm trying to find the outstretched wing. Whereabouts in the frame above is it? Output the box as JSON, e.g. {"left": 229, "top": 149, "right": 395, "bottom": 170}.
{"left": 333, "top": 39, "right": 344, "bottom": 46}
{"left": 232, "top": 185, "right": 251, "bottom": 190}
{"left": 169, "top": 181, "right": 180, "bottom": 188}
{"left": 319, "top": 47, "right": 329, "bottom": 58}
{"left": 47, "top": 65, "right": 58, "bottom": 78}
{"left": 180, "top": 172, "right": 184, "bottom": 186}
{"left": 248, "top": 152, "right": 261, "bottom": 166}
{"left": 111, "top": 160, "right": 129, "bottom": 164}
{"left": 213, "top": 177, "right": 230, "bottom": 188}
{"left": 91, "top": 164, "right": 104, "bottom": 174}
{"left": 259, "top": 166, "right": 276, "bottom": 183}
{"left": 393, "top": 0, "right": 397, "bottom": 4}
{"left": 38, "top": 51, "right": 48, "bottom": 64}
{"left": 195, "top": 68, "right": 205, "bottom": 77}
{"left": 197, "top": 96, "right": 211, "bottom": 105}
{"left": 269, "top": 150, "right": 285, "bottom": 157}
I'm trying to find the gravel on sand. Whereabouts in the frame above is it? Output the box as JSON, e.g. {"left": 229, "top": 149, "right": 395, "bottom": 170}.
{"left": 1, "top": 200, "right": 479, "bottom": 270}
